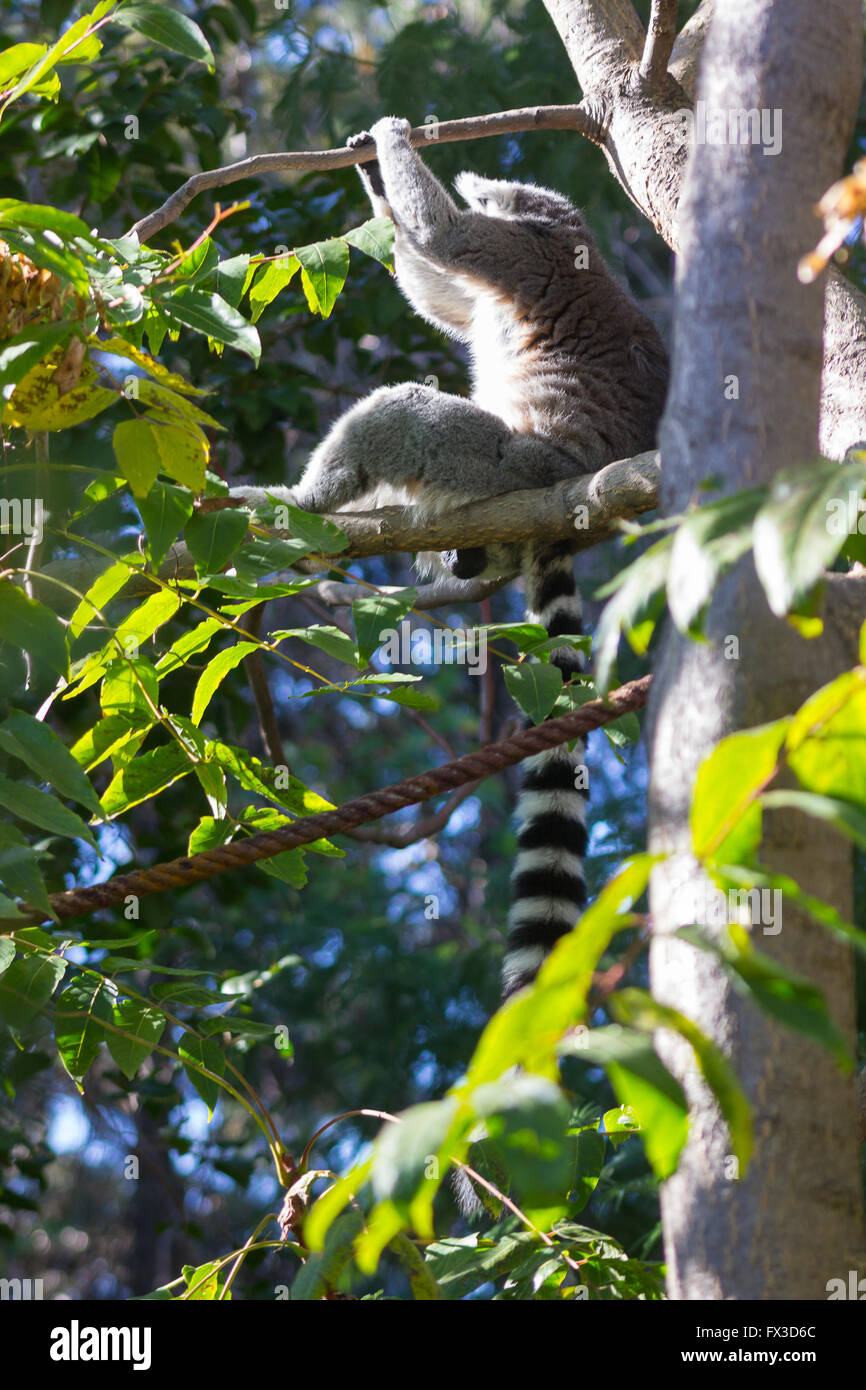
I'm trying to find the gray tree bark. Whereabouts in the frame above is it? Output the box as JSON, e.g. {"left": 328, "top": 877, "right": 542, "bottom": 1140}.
{"left": 643, "top": 0, "right": 865, "bottom": 1299}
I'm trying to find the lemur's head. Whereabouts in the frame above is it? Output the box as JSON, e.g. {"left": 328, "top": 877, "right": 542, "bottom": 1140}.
{"left": 454, "top": 172, "right": 576, "bottom": 225}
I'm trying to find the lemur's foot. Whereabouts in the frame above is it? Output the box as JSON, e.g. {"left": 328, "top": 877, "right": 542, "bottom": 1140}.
{"left": 443, "top": 547, "right": 488, "bottom": 580}
{"left": 347, "top": 131, "right": 386, "bottom": 199}
{"left": 229, "top": 484, "right": 301, "bottom": 512}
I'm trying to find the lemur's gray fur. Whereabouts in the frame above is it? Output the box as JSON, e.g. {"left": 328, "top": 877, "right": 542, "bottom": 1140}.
{"left": 234, "top": 116, "right": 668, "bottom": 995}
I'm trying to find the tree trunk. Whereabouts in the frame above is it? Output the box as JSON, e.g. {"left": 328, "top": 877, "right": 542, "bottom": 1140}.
{"left": 645, "top": 0, "right": 865, "bottom": 1299}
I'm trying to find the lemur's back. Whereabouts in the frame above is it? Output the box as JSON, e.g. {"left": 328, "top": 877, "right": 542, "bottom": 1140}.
{"left": 460, "top": 187, "right": 668, "bottom": 468}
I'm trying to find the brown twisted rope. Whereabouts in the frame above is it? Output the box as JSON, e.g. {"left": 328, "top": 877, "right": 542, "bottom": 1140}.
{"left": 35, "top": 676, "right": 649, "bottom": 924}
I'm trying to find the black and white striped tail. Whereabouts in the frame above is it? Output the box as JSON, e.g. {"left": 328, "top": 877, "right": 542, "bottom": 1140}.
{"left": 502, "top": 542, "right": 589, "bottom": 997}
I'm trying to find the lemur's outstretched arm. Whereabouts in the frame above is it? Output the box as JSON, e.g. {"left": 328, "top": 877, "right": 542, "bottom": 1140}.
{"left": 349, "top": 130, "right": 474, "bottom": 342}
{"left": 368, "top": 117, "right": 556, "bottom": 288}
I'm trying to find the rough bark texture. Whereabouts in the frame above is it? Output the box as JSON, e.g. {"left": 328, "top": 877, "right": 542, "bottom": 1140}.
{"left": 644, "top": 0, "right": 865, "bottom": 1299}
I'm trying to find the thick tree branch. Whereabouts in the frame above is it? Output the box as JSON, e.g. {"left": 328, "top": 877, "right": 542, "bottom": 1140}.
{"left": 130, "top": 106, "right": 596, "bottom": 243}
{"left": 218, "top": 452, "right": 661, "bottom": 565}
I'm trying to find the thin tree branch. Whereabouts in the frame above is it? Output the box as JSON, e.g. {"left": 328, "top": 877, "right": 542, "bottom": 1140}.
{"left": 130, "top": 106, "right": 596, "bottom": 244}
{"left": 639, "top": 1, "right": 679, "bottom": 85}
{"left": 310, "top": 574, "right": 511, "bottom": 610}
{"left": 346, "top": 780, "right": 479, "bottom": 846}
{"left": 242, "top": 603, "right": 288, "bottom": 767}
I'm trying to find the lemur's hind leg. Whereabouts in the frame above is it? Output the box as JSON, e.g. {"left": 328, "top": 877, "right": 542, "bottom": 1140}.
{"left": 292, "top": 382, "right": 583, "bottom": 514}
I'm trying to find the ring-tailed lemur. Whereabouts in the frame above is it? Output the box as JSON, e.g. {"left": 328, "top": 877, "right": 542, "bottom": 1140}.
{"left": 235, "top": 117, "right": 668, "bottom": 995}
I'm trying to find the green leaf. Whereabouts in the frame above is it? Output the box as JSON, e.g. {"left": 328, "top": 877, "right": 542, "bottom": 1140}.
{"left": 71, "top": 712, "right": 152, "bottom": 774}
{"left": 239, "top": 804, "right": 342, "bottom": 859}
{"left": 678, "top": 922, "right": 851, "bottom": 1067}
{"left": 468, "top": 1074, "right": 574, "bottom": 1211}
{"left": 0, "top": 199, "right": 90, "bottom": 240}
{"left": 0, "top": 226, "right": 89, "bottom": 294}
{"left": 561, "top": 1025, "right": 688, "bottom": 1181}
{"left": 343, "top": 217, "right": 395, "bottom": 269}
{"left": 115, "top": 589, "right": 181, "bottom": 653}
{"left": 595, "top": 536, "right": 673, "bottom": 692}
{"left": 156, "top": 617, "right": 223, "bottom": 679}
{"left": 753, "top": 460, "right": 866, "bottom": 618}
{"left": 178, "top": 1032, "right": 225, "bottom": 1117}
{"left": 280, "top": 505, "right": 348, "bottom": 553}
{"left": 54, "top": 974, "right": 115, "bottom": 1087}
{"left": 213, "top": 254, "right": 251, "bottom": 309}
{"left": 0, "top": 824, "right": 52, "bottom": 916}
{"left": 100, "top": 657, "right": 159, "bottom": 718}
{"left": 352, "top": 590, "right": 417, "bottom": 665}
{"left": 98, "top": 336, "right": 210, "bottom": 397}
{"left": 295, "top": 239, "right": 350, "bottom": 318}
{"left": 0, "top": 711, "right": 101, "bottom": 816}
{"left": 0, "top": 581, "right": 68, "bottom": 678}
{"left": 137, "top": 481, "right": 195, "bottom": 568}
{"left": 272, "top": 625, "right": 360, "bottom": 667}
{"left": 0, "top": 322, "right": 74, "bottom": 399}
{"left": 162, "top": 289, "right": 260, "bottom": 363}
{"left": 293, "top": 1211, "right": 365, "bottom": 1300}
{"left": 389, "top": 1232, "right": 444, "bottom": 1301}
{"left": 247, "top": 257, "right": 300, "bottom": 322}
{"left": 184, "top": 508, "right": 250, "bottom": 576}
{"left": 191, "top": 642, "right": 259, "bottom": 725}
{"left": 0, "top": 951, "right": 67, "bottom": 1032}
{"left": 0, "top": 775, "right": 96, "bottom": 848}
{"left": 113, "top": 2, "right": 215, "bottom": 68}
{"left": 135, "top": 378, "right": 223, "bottom": 433}
{"left": 667, "top": 490, "right": 764, "bottom": 636}
{"left": 712, "top": 863, "right": 866, "bottom": 955}
{"left": 691, "top": 720, "right": 789, "bottom": 864}
{"left": 232, "top": 534, "right": 312, "bottom": 580}
{"left": 113, "top": 417, "right": 207, "bottom": 497}
{"left": 256, "top": 848, "right": 308, "bottom": 886}
{"left": 69, "top": 559, "right": 134, "bottom": 641}
{"left": 611, "top": 989, "right": 752, "bottom": 1172}
{"left": 371, "top": 1099, "right": 462, "bottom": 1213}
{"left": 188, "top": 815, "right": 233, "bottom": 856}
{"left": 503, "top": 662, "right": 563, "bottom": 724}
{"left": 100, "top": 743, "right": 193, "bottom": 818}
{"left": 0, "top": 938, "right": 15, "bottom": 973}
{"left": 467, "top": 856, "right": 657, "bottom": 1089}
{"left": 106, "top": 999, "right": 167, "bottom": 1080}
{"left": 785, "top": 670, "right": 866, "bottom": 806}
{"left": 0, "top": 42, "right": 56, "bottom": 96}
{"left": 568, "top": 1128, "right": 605, "bottom": 1213}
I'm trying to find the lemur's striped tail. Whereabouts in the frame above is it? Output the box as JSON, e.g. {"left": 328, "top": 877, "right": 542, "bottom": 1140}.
{"left": 502, "top": 542, "right": 589, "bottom": 998}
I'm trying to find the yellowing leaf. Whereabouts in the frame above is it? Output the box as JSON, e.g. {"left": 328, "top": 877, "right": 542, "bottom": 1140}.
{"left": 113, "top": 417, "right": 208, "bottom": 497}
{"left": 3, "top": 356, "right": 116, "bottom": 431}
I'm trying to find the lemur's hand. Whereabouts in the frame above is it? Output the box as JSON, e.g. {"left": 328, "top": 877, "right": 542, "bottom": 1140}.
{"left": 369, "top": 116, "right": 411, "bottom": 145}
{"left": 347, "top": 130, "right": 386, "bottom": 200}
